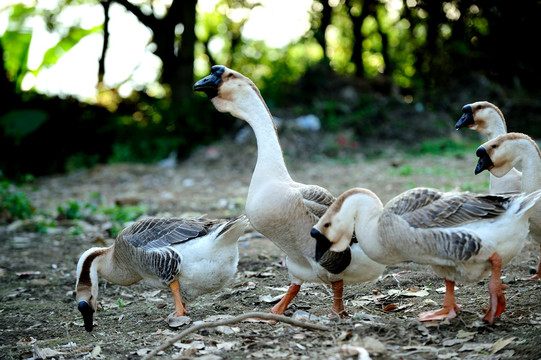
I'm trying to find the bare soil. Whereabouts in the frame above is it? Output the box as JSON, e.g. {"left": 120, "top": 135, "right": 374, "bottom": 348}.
{"left": 1, "top": 132, "right": 541, "bottom": 360}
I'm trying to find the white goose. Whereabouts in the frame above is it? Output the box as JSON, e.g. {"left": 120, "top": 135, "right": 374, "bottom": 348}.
{"left": 194, "top": 65, "right": 385, "bottom": 317}
{"left": 476, "top": 132, "right": 541, "bottom": 280}
{"left": 311, "top": 187, "right": 541, "bottom": 324}
{"left": 456, "top": 101, "right": 522, "bottom": 193}
{"left": 75, "top": 215, "right": 247, "bottom": 331}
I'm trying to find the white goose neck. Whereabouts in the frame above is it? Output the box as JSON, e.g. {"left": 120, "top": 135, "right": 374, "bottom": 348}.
{"left": 517, "top": 144, "right": 541, "bottom": 193}
{"left": 485, "top": 115, "right": 507, "bottom": 139}
{"left": 342, "top": 193, "right": 382, "bottom": 235}
{"left": 241, "top": 94, "right": 291, "bottom": 182}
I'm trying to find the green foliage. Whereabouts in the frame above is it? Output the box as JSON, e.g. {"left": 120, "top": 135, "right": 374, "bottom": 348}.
{"left": 57, "top": 200, "right": 94, "bottom": 220}
{"left": 117, "top": 298, "right": 125, "bottom": 309}
{"left": 35, "top": 218, "right": 56, "bottom": 234}
{"left": 1, "top": 29, "right": 31, "bottom": 89}
{"left": 0, "top": 109, "right": 48, "bottom": 144}
{"left": 55, "top": 194, "right": 146, "bottom": 237}
{"left": 0, "top": 178, "right": 34, "bottom": 222}
{"left": 2, "top": 0, "right": 541, "bottom": 179}
{"left": 411, "top": 138, "right": 478, "bottom": 158}
{"left": 102, "top": 204, "right": 147, "bottom": 238}
{"left": 39, "top": 25, "right": 101, "bottom": 71}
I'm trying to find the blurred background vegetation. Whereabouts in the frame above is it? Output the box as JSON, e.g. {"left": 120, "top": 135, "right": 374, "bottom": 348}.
{"left": 1, "top": 0, "right": 540, "bottom": 179}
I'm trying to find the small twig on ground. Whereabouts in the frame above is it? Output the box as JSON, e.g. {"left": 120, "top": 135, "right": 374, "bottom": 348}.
{"left": 142, "top": 311, "right": 332, "bottom": 360}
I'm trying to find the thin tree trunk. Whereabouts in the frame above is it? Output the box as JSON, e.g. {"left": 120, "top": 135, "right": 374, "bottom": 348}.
{"left": 98, "top": 0, "right": 110, "bottom": 86}
{"left": 313, "top": 0, "right": 333, "bottom": 65}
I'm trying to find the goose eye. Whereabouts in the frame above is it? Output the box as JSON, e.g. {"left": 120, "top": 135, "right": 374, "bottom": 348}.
{"left": 227, "top": 73, "right": 234, "bottom": 78}
{"left": 323, "top": 222, "right": 331, "bottom": 228}
{"left": 491, "top": 144, "right": 498, "bottom": 149}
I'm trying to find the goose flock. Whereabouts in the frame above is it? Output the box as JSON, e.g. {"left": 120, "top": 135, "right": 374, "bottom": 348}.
{"left": 75, "top": 65, "right": 541, "bottom": 331}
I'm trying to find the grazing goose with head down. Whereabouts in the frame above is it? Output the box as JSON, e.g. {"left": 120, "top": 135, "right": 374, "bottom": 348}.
{"left": 476, "top": 132, "right": 541, "bottom": 280}
{"left": 311, "top": 186, "right": 541, "bottom": 324}
{"left": 456, "top": 101, "right": 521, "bottom": 194}
{"left": 194, "top": 65, "right": 385, "bottom": 318}
{"left": 75, "top": 215, "right": 248, "bottom": 331}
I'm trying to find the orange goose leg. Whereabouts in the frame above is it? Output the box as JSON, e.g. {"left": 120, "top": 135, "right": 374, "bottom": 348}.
{"left": 270, "top": 283, "right": 301, "bottom": 315}
{"left": 331, "top": 280, "right": 349, "bottom": 318}
{"left": 483, "top": 252, "right": 508, "bottom": 324}
{"left": 169, "top": 280, "right": 188, "bottom": 316}
{"left": 418, "top": 279, "right": 460, "bottom": 322}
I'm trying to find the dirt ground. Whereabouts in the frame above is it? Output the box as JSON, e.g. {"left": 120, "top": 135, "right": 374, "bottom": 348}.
{"left": 1, "top": 131, "right": 541, "bottom": 360}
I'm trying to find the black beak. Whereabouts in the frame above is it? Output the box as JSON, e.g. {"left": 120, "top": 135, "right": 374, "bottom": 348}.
{"left": 311, "top": 228, "right": 332, "bottom": 262}
{"left": 456, "top": 105, "right": 474, "bottom": 130}
{"left": 78, "top": 300, "right": 95, "bottom": 332}
{"left": 193, "top": 65, "right": 225, "bottom": 99}
{"left": 475, "top": 146, "right": 494, "bottom": 175}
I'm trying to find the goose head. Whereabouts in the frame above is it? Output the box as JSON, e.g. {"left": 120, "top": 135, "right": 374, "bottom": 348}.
{"left": 312, "top": 188, "right": 380, "bottom": 262}
{"left": 75, "top": 247, "right": 104, "bottom": 332}
{"left": 475, "top": 133, "right": 535, "bottom": 177}
{"left": 456, "top": 101, "right": 507, "bottom": 136}
{"left": 194, "top": 65, "right": 267, "bottom": 121}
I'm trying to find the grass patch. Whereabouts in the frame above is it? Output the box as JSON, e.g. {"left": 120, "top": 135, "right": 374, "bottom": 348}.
{"left": 408, "top": 138, "right": 479, "bottom": 158}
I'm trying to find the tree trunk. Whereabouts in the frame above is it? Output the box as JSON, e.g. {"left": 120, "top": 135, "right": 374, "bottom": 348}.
{"left": 313, "top": 0, "right": 333, "bottom": 65}
{"left": 347, "top": 0, "right": 377, "bottom": 78}
{"left": 98, "top": 0, "right": 110, "bottom": 86}
{"left": 111, "top": 0, "right": 196, "bottom": 102}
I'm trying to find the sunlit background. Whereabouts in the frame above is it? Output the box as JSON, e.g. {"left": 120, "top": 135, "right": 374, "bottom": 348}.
{"left": 0, "top": 0, "right": 415, "bottom": 102}
{"left": 1, "top": 0, "right": 322, "bottom": 100}
{"left": 2, "top": 0, "right": 539, "bottom": 178}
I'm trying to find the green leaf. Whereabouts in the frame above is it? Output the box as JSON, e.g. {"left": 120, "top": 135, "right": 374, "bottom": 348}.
{"left": 39, "top": 25, "right": 102, "bottom": 70}
{"left": 0, "top": 109, "right": 49, "bottom": 143}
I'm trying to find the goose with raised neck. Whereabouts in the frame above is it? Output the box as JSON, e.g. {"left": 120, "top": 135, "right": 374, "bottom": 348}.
{"left": 311, "top": 186, "right": 541, "bottom": 324}
{"left": 75, "top": 215, "right": 247, "bottom": 331}
{"left": 194, "top": 65, "right": 385, "bottom": 317}
{"left": 456, "top": 101, "right": 522, "bottom": 193}
{"left": 476, "top": 132, "right": 541, "bottom": 280}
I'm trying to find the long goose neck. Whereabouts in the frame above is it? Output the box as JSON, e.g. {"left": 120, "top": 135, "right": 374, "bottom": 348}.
{"left": 486, "top": 116, "right": 507, "bottom": 139}
{"left": 242, "top": 95, "right": 291, "bottom": 183}
{"left": 340, "top": 193, "right": 383, "bottom": 243}
{"left": 75, "top": 247, "right": 113, "bottom": 303}
{"left": 519, "top": 143, "right": 541, "bottom": 193}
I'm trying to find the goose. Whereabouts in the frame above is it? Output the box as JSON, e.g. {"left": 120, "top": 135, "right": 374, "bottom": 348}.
{"left": 75, "top": 215, "right": 248, "bottom": 332}
{"left": 475, "top": 132, "right": 541, "bottom": 280}
{"left": 193, "top": 65, "right": 385, "bottom": 318}
{"left": 455, "top": 101, "right": 522, "bottom": 193}
{"left": 311, "top": 187, "right": 541, "bottom": 324}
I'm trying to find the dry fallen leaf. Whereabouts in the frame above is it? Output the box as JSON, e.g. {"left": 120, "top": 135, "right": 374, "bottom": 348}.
{"left": 381, "top": 303, "right": 398, "bottom": 312}
{"left": 137, "top": 348, "right": 152, "bottom": 356}
{"left": 33, "top": 347, "right": 62, "bottom": 359}
{"left": 388, "top": 288, "right": 429, "bottom": 297}
{"left": 491, "top": 337, "right": 516, "bottom": 354}
{"left": 457, "top": 330, "right": 477, "bottom": 338}
{"left": 340, "top": 344, "right": 372, "bottom": 360}
{"left": 458, "top": 342, "right": 491, "bottom": 352}
{"left": 216, "top": 341, "right": 238, "bottom": 351}
{"left": 16, "top": 337, "right": 36, "bottom": 346}
{"left": 259, "top": 294, "right": 284, "bottom": 303}
{"left": 90, "top": 345, "right": 101, "bottom": 358}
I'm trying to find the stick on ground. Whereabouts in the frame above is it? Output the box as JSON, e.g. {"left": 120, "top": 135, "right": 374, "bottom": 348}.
{"left": 142, "top": 311, "right": 332, "bottom": 359}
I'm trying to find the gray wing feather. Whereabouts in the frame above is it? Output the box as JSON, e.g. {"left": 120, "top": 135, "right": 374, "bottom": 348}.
{"left": 135, "top": 247, "right": 182, "bottom": 283}
{"left": 387, "top": 188, "right": 510, "bottom": 229}
{"left": 299, "top": 185, "right": 336, "bottom": 219}
{"left": 119, "top": 217, "right": 216, "bottom": 250}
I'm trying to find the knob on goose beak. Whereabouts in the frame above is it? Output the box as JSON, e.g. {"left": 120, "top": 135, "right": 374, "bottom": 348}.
{"left": 311, "top": 228, "right": 332, "bottom": 262}
{"left": 456, "top": 105, "right": 474, "bottom": 130}
{"left": 78, "top": 300, "right": 95, "bottom": 332}
{"left": 475, "top": 146, "right": 494, "bottom": 175}
{"left": 193, "top": 65, "right": 225, "bottom": 99}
